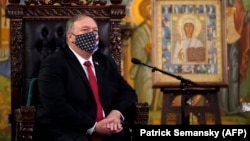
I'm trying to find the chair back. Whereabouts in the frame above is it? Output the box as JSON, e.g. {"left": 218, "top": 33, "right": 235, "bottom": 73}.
{"left": 6, "top": 1, "right": 126, "bottom": 140}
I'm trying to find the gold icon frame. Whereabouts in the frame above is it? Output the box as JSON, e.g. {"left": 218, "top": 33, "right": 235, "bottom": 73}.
{"left": 152, "top": 0, "right": 228, "bottom": 88}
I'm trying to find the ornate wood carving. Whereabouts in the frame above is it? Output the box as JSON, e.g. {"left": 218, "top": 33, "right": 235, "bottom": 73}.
{"left": 110, "top": 20, "right": 122, "bottom": 72}
{"left": 10, "top": 19, "right": 23, "bottom": 87}
{"left": 110, "top": 4, "right": 125, "bottom": 72}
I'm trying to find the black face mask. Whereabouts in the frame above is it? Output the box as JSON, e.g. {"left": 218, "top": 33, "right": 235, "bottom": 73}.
{"left": 73, "top": 32, "right": 99, "bottom": 53}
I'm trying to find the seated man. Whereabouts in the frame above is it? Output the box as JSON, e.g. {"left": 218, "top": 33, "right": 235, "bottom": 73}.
{"left": 33, "top": 14, "right": 138, "bottom": 141}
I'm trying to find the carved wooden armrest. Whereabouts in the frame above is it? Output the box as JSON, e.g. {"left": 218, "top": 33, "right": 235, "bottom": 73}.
{"left": 15, "top": 106, "right": 36, "bottom": 141}
{"left": 134, "top": 102, "right": 149, "bottom": 125}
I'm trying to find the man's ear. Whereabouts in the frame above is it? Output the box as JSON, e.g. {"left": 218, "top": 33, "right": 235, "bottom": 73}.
{"left": 67, "top": 33, "right": 74, "bottom": 43}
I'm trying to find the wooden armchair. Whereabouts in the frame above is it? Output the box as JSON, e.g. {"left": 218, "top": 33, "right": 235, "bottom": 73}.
{"left": 5, "top": 0, "right": 149, "bottom": 141}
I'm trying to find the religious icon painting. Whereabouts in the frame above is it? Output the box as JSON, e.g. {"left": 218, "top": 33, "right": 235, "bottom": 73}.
{"left": 152, "top": 0, "right": 227, "bottom": 88}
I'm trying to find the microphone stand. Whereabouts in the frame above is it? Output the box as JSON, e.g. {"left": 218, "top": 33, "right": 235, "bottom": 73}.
{"left": 137, "top": 62, "right": 199, "bottom": 125}
{"left": 180, "top": 79, "right": 190, "bottom": 125}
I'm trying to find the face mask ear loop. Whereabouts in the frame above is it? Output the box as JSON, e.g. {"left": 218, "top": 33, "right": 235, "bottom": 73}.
{"left": 71, "top": 33, "right": 77, "bottom": 36}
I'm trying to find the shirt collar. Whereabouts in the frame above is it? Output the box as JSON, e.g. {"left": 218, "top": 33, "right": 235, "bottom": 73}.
{"left": 69, "top": 47, "right": 94, "bottom": 66}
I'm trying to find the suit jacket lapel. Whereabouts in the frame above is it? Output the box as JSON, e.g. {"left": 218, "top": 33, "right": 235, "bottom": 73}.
{"left": 64, "top": 47, "right": 90, "bottom": 86}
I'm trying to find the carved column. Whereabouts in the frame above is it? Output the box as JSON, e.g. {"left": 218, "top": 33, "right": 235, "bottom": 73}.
{"left": 110, "top": 0, "right": 125, "bottom": 73}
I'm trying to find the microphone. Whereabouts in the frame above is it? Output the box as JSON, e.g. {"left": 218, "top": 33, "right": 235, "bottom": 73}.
{"left": 131, "top": 58, "right": 142, "bottom": 65}
{"left": 131, "top": 58, "right": 154, "bottom": 70}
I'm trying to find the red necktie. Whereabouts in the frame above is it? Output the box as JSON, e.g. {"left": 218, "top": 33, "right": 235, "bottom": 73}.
{"left": 84, "top": 61, "right": 103, "bottom": 141}
{"left": 84, "top": 61, "right": 103, "bottom": 121}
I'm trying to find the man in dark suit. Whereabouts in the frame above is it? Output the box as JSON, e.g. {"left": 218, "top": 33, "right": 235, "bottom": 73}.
{"left": 33, "top": 14, "right": 138, "bottom": 141}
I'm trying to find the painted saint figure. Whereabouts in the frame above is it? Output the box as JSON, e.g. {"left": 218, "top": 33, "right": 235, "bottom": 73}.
{"left": 172, "top": 18, "right": 204, "bottom": 64}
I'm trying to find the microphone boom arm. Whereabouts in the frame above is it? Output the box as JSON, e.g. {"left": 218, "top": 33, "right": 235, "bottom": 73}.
{"left": 137, "top": 60, "right": 199, "bottom": 87}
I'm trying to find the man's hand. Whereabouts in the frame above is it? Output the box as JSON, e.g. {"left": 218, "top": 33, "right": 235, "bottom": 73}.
{"left": 105, "top": 110, "right": 123, "bottom": 133}
{"left": 94, "top": 119, "right": 113, "bottom": 135}
{"left": 94, "top": 110, "right": 123, "bottom": 135}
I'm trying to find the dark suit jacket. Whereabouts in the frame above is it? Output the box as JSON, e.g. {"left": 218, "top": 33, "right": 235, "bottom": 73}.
{"left": 33, "top": 47, "right": 138, "bottom": 141}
